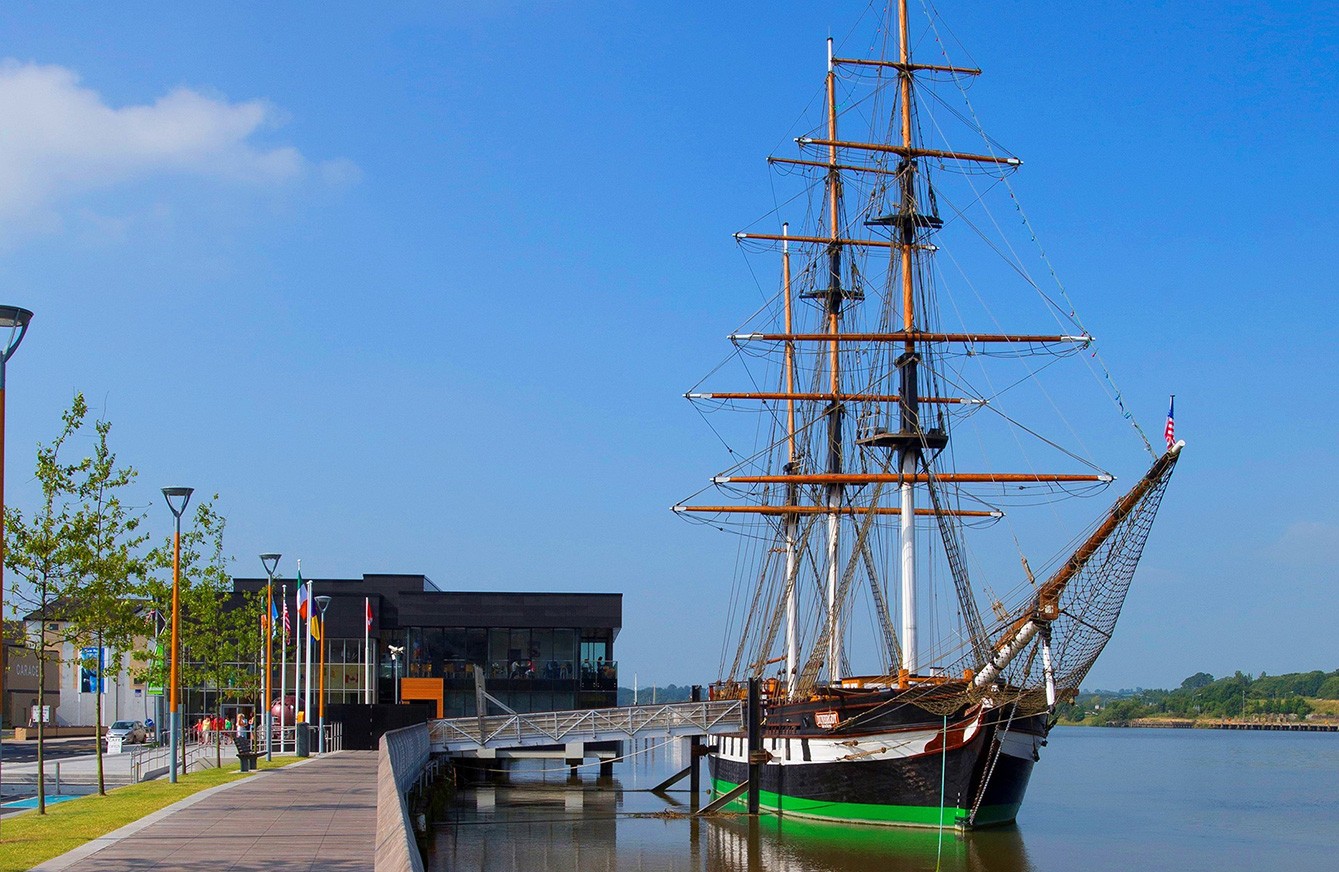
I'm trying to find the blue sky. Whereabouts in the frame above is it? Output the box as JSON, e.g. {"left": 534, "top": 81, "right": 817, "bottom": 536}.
{"left": 0, "top": 1, "right": 1334, "bottom": 691}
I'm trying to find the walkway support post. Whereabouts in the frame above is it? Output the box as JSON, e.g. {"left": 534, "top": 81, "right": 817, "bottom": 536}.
{"left": 690, "top": 684, "right": 702, "bottom": 809}
{"left": 747, "top": 678, "right": 761, "bottom": 815}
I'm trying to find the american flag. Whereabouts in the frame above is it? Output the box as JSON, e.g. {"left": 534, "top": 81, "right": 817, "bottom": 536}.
{"left": 1164, "top": 396, "right": 1175, "bottom": 449}
{"left": 282, "top": 600, "right": 291, "bottom": 641}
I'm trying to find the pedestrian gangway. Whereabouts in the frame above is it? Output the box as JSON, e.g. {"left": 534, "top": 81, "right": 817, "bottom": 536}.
{"left": 428, "top": 699, "right": 743, "bottom": 755}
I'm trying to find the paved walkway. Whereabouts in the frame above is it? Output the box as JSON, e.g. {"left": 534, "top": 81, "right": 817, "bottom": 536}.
{"left": 34, "top": 751, "right": 378, "bottom": 872}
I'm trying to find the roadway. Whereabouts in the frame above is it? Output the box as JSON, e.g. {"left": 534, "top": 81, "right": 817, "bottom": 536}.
{"left": 1, "top": 736, "right": 101, "bottom": 764}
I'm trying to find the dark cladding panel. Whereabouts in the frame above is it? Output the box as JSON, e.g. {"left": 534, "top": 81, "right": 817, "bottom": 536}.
{"left": 229, "top": 574, "right": 621, "bottom": 637}
{"left": 398, "top": 592, "right": 622, "bottom": 635}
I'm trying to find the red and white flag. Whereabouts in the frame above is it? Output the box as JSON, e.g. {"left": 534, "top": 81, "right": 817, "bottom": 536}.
{"left": 363, "top": 596, "right": 374, "bottom": 704}
{"left": 1164, "top": 395, "right": 1176, "bottom": 449}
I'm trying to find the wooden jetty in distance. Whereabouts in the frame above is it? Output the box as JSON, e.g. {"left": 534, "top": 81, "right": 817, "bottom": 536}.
{"left": 1122, "top": 718, "right": 1339, "bottom": 732}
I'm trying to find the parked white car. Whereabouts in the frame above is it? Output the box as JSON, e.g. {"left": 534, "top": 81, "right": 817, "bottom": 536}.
{"left": 106, "top": 720, "right": 147, "bottom": 746}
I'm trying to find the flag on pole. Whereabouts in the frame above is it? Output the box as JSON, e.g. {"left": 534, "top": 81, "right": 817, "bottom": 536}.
{"left": 310, "top": 614, "right": 322, "bottom": 642}
{"left": 269, "top": 596, "right": 280, "bottom": 637}
{"left": 282, "top": 599, "right": 291, "bottom": 642}
{"left": 364, "top": 596, "right": 372, "bottom": 704}
{"left": 302, "top": 564, "right": 312, "bottom": 724}
{"left": 1164, "top": 396, "right": 1176, "bottom": 449}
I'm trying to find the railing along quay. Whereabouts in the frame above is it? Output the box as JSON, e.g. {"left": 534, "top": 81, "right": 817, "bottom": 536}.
{"left": 429, "top": 699, "right": 744, "bottom": 753}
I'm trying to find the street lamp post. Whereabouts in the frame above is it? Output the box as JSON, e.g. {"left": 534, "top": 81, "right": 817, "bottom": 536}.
{"left": 162, "top": 487, "right": 194, "bottom": 783}
{"left": 389, "top": 645, "right": 404, "bottom": 704}
{"left": 259, "top": 553, "right": 281, "bottom": 762}
{"left": 314, "top": 595, "right": 331, "bottom": 754}
{"left": 0, "top": 305, "right": 32, "bottom": 819}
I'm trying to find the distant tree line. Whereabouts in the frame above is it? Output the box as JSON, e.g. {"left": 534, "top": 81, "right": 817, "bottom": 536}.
{"left": 1058, "top": 669, "right": 1339, "bottom": 725}
{"left": 617, "top": 683, "right": 700, "bottom": 706}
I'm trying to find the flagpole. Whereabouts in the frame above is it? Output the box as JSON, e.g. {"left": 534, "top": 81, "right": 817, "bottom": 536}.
{"left": 364, "top": 596, "right": 371, "bottom": 705}
{"left": 280, "top": 582, "right": 288, "bottom": 753}
{"left": 304, "top": 573, "right": 313, "bottom": 731}
{"left": 295, "top": 579, "right": 303, "bottom": 735}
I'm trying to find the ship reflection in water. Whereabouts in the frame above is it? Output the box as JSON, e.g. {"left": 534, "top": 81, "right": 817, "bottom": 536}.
{"left": 428, "top": 760, "right": 1034, "bottom": 872}
{"left": 704, "top": 815, "right": 1032, "bottom": 872}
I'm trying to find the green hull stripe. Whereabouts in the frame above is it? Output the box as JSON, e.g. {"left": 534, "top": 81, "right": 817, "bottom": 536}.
{"left": 710, "top": 778, "right": 1020, "bottom": 829}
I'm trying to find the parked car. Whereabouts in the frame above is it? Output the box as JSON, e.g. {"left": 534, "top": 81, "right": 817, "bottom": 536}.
{"left": 106, "top": 720, "right": 147, "bottom": 746}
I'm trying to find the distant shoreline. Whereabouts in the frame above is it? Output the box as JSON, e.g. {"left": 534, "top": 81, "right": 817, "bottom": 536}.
{"left": 1060, "top": 716, "right": 1339, "bottom": 732}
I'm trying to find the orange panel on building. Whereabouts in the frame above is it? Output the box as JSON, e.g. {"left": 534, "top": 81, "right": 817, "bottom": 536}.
{"left": 399, "top": 677, "right": 444, "bottom": 717}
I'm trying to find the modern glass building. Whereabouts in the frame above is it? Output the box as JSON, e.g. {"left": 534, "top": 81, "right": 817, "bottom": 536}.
{"left": 230, "top": 574, "right": 622, "bottom": 717}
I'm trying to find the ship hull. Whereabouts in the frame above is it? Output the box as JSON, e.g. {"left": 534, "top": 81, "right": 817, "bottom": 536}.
{"left": 707, "top": 692, "right": 1046, "bottom": 829}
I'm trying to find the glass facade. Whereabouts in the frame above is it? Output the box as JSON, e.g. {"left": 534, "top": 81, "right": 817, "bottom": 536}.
{"left": 322, "top": 639, "right": 372, "bottom": 705}
{"left": 382, "top": 626, "right": 617, "bottom": 715}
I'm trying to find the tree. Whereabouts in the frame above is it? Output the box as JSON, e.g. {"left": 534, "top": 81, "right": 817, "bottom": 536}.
{"left": 1180, "top": 672, "right": 1214, "bottom": 691}
{"left": 5, "top": 395, "right": 92, "bottom": 814}
{"left": 65, "top": 416, "right": 150, "bottom": 795}
{"left": 175, "top": 499, "right": 261, "bottom": 766}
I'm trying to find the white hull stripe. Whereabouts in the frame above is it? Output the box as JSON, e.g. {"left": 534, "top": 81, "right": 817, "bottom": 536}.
{"left": 714, "top": 716, "right": 982, "bottom": 766}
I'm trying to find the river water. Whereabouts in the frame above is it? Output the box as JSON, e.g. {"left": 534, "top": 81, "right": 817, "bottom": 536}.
{"left": 427, "top": 726, "right": 1339, "bottom": 871}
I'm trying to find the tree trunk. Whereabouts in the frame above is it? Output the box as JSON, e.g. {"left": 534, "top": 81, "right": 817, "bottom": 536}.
{"left": 94, "top": 636, "right": 106, "bottom": 795}
{"left": 35, "top": 621, "right": 46, "bottom": 815}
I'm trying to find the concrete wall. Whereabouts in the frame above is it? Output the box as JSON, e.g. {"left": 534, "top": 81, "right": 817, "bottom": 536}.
{"left": 375, "top": 723, "right": 429, "bottom": 872}
{"left": 52, "top": 642, "right": 149, "bottom": 727}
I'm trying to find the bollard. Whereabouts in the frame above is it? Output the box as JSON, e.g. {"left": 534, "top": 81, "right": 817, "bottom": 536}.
{"left": 295, "top": 723, "right": 310, "bottom": 758}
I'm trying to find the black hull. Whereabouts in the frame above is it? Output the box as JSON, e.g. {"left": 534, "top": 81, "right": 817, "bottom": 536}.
{"left": 708, "top": 694, "right": 1046, "bottom": 828}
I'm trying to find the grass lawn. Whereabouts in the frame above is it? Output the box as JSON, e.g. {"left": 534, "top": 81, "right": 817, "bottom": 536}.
{"left": 0, "top": 759, "right": 291, "bottom": 872}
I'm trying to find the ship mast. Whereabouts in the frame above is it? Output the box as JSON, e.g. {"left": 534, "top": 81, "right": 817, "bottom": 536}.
{"left": 675, "top": 0, "right": 1138, "bottom": 695}
{"left": 823, "top": 37, "right": 845, "bottom": 682}
{"left": 895, "top": 0, "right": 921, "bottom": 676}
{"left": 782, "top": 222, "right": 799, "bottom": 697}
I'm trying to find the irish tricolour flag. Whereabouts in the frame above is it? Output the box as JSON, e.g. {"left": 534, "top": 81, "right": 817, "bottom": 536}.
{"left": 296, "top": 573, "right": 310, "bottom": 619}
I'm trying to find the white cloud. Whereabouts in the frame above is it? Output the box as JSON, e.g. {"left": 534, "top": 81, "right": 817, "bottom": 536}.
{"left": 0, "top": 60, "right": 348, "bottom": 230}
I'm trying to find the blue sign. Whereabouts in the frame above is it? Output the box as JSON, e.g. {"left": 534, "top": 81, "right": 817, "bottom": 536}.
{"left": 79, "top": 646, "right": 105, "bottom": 693}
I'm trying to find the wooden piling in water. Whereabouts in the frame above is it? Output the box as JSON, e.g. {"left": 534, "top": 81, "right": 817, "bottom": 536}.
{"left": 747, "top": 678, "right": 761, "bottom": 815}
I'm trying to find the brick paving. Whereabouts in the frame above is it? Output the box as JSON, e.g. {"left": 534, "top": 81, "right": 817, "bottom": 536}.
{"left": 34, "top": 751, "right": 378, "bottom": 872}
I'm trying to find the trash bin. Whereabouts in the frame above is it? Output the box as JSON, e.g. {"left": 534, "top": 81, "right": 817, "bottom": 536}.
{"left": 295, "top": 723, "right": 311, "bottom": 758}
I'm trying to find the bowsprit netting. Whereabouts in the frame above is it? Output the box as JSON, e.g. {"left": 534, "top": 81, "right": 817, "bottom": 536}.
{"left": 916, "top": 443, "right": 1183, "bottom": 718}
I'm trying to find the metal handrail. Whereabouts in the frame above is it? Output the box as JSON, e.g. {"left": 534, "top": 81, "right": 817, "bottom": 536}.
{"left": 429, "top": 700, "right": 744, "bottom": 751}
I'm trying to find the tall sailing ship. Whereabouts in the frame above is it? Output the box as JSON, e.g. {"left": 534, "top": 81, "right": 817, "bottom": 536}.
{"left": 674, "top": 1, "right": 1182, "bottom": 829}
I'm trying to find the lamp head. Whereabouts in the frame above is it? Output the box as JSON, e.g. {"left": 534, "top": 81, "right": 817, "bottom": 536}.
{"left": 0, "top": 305, "right": 32, "bottom": 365}
{"left": 161, "top": 487, "right": 194, "bottom": 518}
{"left": 314, "top": 595, "right": 332, "bottom": 615}
{"left": 259, "top": 553, "right": 282, "bottom": 577}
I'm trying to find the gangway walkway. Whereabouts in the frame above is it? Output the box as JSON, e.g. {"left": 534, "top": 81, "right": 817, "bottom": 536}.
{"left": 429, "top": 699, "right": 743, "bottom": 755}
